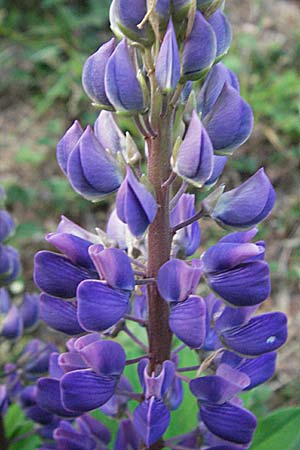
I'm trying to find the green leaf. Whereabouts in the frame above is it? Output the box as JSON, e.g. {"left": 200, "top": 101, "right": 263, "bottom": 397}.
{"left": 4, "top": 404, "right": 25, "bottom": 439}
{"left": 250, "top": 407, "right": 300, "bottom": 450}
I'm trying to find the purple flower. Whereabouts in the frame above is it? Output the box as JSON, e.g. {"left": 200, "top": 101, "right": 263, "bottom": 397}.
{"left": 19, "top": 292, "right": 39, "bottom": 329}
{"left": 60, "top": 339, "right": 125, "bottom": 413}
{"left": 174, "top": 111, "right": 214, "bottom": 186}
{"left": 157, "top": 259, "right": 202, "bottom": 302}
{"left": 82, "top": 38, "right": 116, "bottom": 108}
{"left": 56, "top": 120, "right": 83, "bottom": 176}
{"left": 39, "top": 293, "right": 84, "bottom": 335}
{"left": 202, "top": 231, "right": 271, "bottom": 307}
{"left": 170, "top": 194, "right": 201, "bottom": 257}
{"left": 1, "top": 304, "right": 23, "bottom": 340}
{"left": 169, "top": 295, "right": 207, "bottom": 348}
{"left": 211, "top": 168, "right": 276, "bottom": 229}
{"left": 0, "top": 244, "right": 20, "bottom": 285}
{"left": 207, "top": 10, "right": 232, "bottom": 60}
{"left": 115, "top": 419, "right": 140, "bottom": 450}
{"left": 88, "top": 246, "right": 135, "bottom": 291}
{"left": 182, "top": 11, "right": 216, "bottom": 81}
{"left": 105, "top": 39, "right": 145, "bottom": 113}
{"left": 190, "top": 366, "right": 257, "bottom": 445}
{"left": 0, "top": 210, "right": 15, "bottom": 242}
{"left": 198, "top": 63, "right": 239, "bottom": 118}
{"left": 156, "top": 20, "right": 180, "bottom": 92}
{"left": 113, "top": 0, "right": 154, "bottom": 46}
{"left": 34, "top": 250, "right": 96, "bottom": 299}
{"left": 77, "top": 280, "right": 130, "bottom": 332}
{"left": 66, "top": 126, "right": 123, "bottom": 201}
{"left": 94, "top": 110, "right": 126, "bottom": 156}
{"left": 116, "top": 167, "right": 157, "bottom": 237}
{"left": 202, "top": 82, "right": 253, "bottom": 154}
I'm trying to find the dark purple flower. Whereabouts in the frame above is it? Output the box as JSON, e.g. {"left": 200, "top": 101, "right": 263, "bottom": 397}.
{"left": 60, "top": 339, "right": 125, "bottom": 413}
{"left": 0, "top": 244, "right": 20, "bottom": 285}
{"left": 1, "top": 304, "right": 23, "bottom": 339}
{"left": 115, "top": 419, "right": 140, "bottom": 450}
{"left": 116, "top": 166, "right": 157, "bottom": 237}
{"left": 82, "top": 38, "right": 116, "bottom": 108}
{"left": 200, "top": 402, "right": 257, "bottom": 445}
{"left": 218, "top": 312, "right": 287, "bottom": 357}
{"left": 46, "top": 232, "right": 96, "bottom": 271}
{"left": 211, "top": 168, "right": 276, "bottom": 229}
{"left": 174, "top": 111, "right": 214, "bottom": 187}
{"left": 133, "top": 398, "right": 170, "bottom": 447}
{"left": 89, "top": 246, "right": 135, "bottom": 291}
{"left": 157, "top": 259, "right": 202, "bottom": 302}
{"left": 182, "top": 11, "right": 216, "bottom": 81}
{"left": 202, "top": 237, "right": 271, "bottom": 307}
{"left": 105, "top": 39, "right": 145, "bottom": 113}
{"left": 0, "top": 210, "right": 15, "bottom": 242}
{"left": 156, "top": 20, "right": 180, "bottom": 92}
{"left": 19, "top": 292, "right": 39, "bottom": 329}
{"left": 39, "top": 293, "right": 84, "bottom": 335}
{"left": 34, "top": 250, "right": 96, "bottom": 299}
{"left": 77, "top": 280, "right": 130, "bottom": 332}
{"left": 170, "top": 194, "right": 201, "bottom": 257}
{"left": 169, "top": 295, "right": 206, "bottom": 348}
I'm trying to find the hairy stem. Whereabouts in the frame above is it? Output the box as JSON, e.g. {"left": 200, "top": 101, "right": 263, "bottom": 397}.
{"left": 147, "top": 111, "right": 174, "bottom": 450}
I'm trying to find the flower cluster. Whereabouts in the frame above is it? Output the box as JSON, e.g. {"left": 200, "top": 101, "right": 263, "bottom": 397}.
{"left": 32, "top": 1, "right": 287, "bottom": 449}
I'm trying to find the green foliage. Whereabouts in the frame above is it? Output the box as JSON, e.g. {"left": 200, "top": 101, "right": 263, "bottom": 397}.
{"left": 5, "top": 404, "right": 41, "bottom": 450}
{"left": 249, "top": 407, "right": 300, "bottom": 450}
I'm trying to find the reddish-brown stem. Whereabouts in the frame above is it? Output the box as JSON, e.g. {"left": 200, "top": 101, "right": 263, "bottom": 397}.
{"left": 147, "top": 111, "right": 174, "bottom": 450}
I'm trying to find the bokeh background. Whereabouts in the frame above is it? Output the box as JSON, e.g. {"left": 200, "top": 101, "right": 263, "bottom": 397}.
{"left": 0, "top": 0, "right": 300, "bottom": 439}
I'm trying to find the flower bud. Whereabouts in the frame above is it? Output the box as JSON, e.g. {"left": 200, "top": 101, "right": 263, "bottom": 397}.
{"left": 56, "top": 121, "right": 83, "bottom": 176}
{"left": 203, "top": 82, "right": 253, "bottom": 154}
{"left": 89, "top": 246, "right": 135, "bottom": 291}
{"left": 0, "top": 244, "right": 20, "bottom": 285}
{"left": 174, "top": 111, "right": 214, "bottom": 187}
{"left": 113, "top": 0, "right": 154, "bottom": 46}
{"left": 116, "top": 167, "right": 157, "bottom": 237}
{"left": 170, "top": 193, "right": 201, "bottom": 257}
{"left": 211, "top": 168, "right": 276, "bottom": 229}
{"left": 19, "top": 292, "right": 39, "bottom": 330}
{"left": 205, "top": 155, "right": 227, "bottom": 186}
{"left": 67, "top": 126, "right": 123, "bottom": 201}
{"left": 198, "top": 62, "right": 239, "bottom": 118}
{"left": 1, "top": 304, "right": 23, "bottom": 340}
{"left": 182, "top": 11, "right": 217, "bottom": 81}
{"left": 0, "top": 210, "right": 15, "bottom": 242}
{"left": 207, "top": 10, "right": 232, "bottom": 60}
{"left": 156, "top": 20, "right": 180, "bottom": 92}
{"left": 105, "top": 39, "right": 146, "bottom": 114}
{"left": 82, "top": 38, "right": 116, "bottom": 108}
{"left": 173, "top": 0, "right": 193, "bottom": 20}
{"left": 94, "top": 111, "right": 126, "bottom": 156}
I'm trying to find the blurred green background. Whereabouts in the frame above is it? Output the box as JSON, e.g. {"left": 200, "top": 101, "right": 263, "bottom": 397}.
{"left": 0, "top": 0, "right": 300, "bottom": 448}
